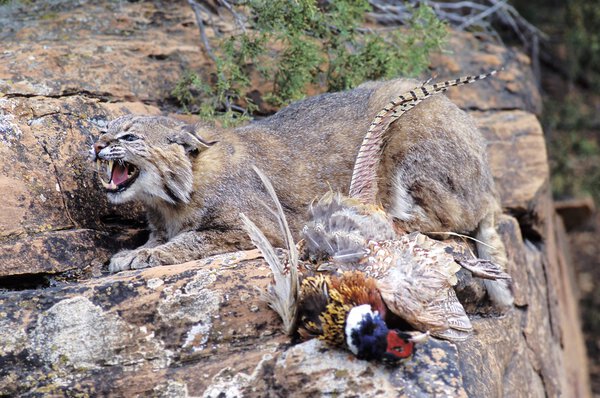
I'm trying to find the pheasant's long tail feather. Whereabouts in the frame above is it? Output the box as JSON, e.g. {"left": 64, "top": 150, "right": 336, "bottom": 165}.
{"left": 253, "top": 165, "right": 298, "bottom": 266}
{"left": 349, "top": 69, "right": 499, "bottom": 204}
{"left": 239, "top": 166, "right": 300, "bottom": 335}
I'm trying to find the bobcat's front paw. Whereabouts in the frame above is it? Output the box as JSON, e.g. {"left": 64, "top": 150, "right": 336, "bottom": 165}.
{"left": 108, "top": 248, "right": 161, "bottom": 273}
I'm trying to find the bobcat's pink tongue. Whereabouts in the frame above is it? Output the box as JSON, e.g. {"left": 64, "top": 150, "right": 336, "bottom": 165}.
{"left": 111, "top": 163, "right": 129, "bottom": 185}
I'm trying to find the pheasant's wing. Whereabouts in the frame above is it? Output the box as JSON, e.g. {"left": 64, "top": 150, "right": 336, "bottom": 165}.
{"left": 302, "top": 192, "right": 396, "bottom": 263}
{"left": 372, "top": 233, "right": 472, "bottom": 341}
{"left": 431, "top": 289, "right": 472, "bottom": 341}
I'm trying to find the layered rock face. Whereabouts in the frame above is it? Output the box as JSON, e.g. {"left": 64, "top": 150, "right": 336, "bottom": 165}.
{"left": 0, "top": 1, "right": 591, "bottom": 397}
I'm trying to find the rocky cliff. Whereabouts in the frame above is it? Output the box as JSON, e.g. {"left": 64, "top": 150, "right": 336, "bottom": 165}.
{"left": 0, "top": 1, "right": 591, "bottom": 397}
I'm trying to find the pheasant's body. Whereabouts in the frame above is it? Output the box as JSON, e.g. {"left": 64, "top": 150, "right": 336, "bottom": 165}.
{"left": 241, "top": 169, "right": 420, "bottom": 363}
{"left": 354, "top": 235, "right": 472, "bottom": 341}
{"left": 302, "top": 192, "right": 511, "bottom": 341}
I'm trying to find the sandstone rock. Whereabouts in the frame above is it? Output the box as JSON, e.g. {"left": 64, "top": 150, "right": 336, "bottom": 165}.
{"left": 432, "top": 32, "right": 542, "bottom": 116}
{"left": 0, "top": 212, "right": 588, "bottom": 397}
{"left": 0, "top": 252, "right": 283, "bottom": 396}
{"left": 0, "top": 1, "right": 592, "bottom": 397}
{"left": 0, "top": 1, "right": 204, "bottom": 102}
{"left": 475, "top": 110, "right": 549, "bottom": 212}
{"left": 0, "top": 95, "right": 154, "bottom": 277}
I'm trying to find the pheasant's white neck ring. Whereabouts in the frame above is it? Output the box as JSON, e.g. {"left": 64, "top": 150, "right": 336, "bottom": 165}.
{"left": 345, "top": 304, "right": 388, "bottom": 358}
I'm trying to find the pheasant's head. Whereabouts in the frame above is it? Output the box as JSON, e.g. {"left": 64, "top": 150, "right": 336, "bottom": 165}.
{"left": 344, "top": 304, "right": 414, "bottom": 363}
{"left": 299, "top": 272, "right": 417, "bottom": 363}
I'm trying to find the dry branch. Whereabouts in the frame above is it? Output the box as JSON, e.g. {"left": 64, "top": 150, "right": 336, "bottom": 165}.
{"left": 367, "top": 0, "right": 546, "bottom": 85}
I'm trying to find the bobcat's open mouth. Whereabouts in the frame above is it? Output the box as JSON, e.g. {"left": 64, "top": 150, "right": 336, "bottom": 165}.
{"left": 96, "top": 159, "right": 139, "bottom": 192}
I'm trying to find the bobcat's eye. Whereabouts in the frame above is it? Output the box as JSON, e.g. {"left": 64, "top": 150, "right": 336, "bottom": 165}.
{"left": 119, "top": 134, "right": 140, "bottom": 142}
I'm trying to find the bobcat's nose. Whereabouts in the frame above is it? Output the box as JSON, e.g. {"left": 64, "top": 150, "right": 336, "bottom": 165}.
{"left": 93, "top": 142, "right": 107, "bottom": 154}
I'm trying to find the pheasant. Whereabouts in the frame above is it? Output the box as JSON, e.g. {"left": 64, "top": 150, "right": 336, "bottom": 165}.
{"left": 240, "top": 167, "right": 426, "bottom": 364}
{"left": 301, "top": 193, "right": 511, "bottom": 341}
{"left": 241, "top": 71, "right": 511, "bottom": 362}
{"left": 300, "top": 71, "right": 511, "bottom": 341}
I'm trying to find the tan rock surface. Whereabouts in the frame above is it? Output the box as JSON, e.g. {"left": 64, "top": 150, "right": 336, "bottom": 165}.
{"left": 475, "top": 110, "right": 549, "bottom": 212}
{"left": 0, "top": 1, "right": 591, "bottom": 397}
{"left": 0, "top": 1, "right": 204, "bottom": 102}
{"left": 432, "top": 33, "right": 542, "bottom": 115}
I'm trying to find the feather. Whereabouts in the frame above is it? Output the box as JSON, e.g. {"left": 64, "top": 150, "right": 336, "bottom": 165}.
{"left": 349, "top": 70, "right": 499, "bottom": 204}
{"left": 239, "top": 213, "right": 298, "bottom": 335}
{"left": 297, "top": 275, "right": 330, "bottom": 340}
{"left": 302, "top": 192, "right": 395, "bottom": 261}
{"left": 253, "top": 165, "right": 298, "bottom": 267}
{"left": 239, "top": 166, "right": 300, "bottom": 336}
{"left": 364, "top": 233, "right": 474, "bottom": 340}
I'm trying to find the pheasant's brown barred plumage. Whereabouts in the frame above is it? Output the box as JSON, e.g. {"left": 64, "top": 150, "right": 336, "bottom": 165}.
{"left": 349, "top": 70, "right": 499, "bottom": 204}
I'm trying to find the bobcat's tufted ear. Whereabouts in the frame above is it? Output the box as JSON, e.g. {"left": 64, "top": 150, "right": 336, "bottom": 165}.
{"left": 168, "top": 125, "right": 217, "bottom": 155}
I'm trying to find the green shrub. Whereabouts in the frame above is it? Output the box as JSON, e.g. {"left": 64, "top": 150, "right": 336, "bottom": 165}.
{"left": 173, "top": 1, "right": 446, "bottom": 123}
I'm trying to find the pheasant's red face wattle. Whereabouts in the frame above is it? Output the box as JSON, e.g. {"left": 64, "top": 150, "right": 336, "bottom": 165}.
{"left": 385, "top": 330, "right": 414, "bottom": 359}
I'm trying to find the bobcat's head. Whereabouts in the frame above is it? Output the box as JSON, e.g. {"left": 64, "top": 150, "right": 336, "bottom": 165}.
{"left": 91, "top": 115, "right": 213, "bottom": 205}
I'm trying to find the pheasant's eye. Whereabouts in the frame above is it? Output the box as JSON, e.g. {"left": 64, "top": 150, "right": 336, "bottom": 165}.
{"left": 119, "top": 134, "right": 139, "bottom": 142}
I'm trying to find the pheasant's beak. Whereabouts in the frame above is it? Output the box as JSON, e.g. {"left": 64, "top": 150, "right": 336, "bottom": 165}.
{"left": 406, "top": 330, "right": 430, "bottom": 344}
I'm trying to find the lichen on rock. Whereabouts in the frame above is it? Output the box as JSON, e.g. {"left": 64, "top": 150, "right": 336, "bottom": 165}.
{"left": 30, "top": 295, "right": 170, "bottom": 373}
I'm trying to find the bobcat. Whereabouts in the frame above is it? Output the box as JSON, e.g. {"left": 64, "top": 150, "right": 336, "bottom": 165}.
{"left": 92, "top": 77, "right": 511, "bottom": 306}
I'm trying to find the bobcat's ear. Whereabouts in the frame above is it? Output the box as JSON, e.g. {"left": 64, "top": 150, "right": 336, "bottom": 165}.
{"left": 169, "top": 125, "right": 217, "bottom": 155}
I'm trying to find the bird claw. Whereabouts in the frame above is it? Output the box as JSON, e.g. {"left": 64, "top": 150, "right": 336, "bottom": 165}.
{"left": 458, "top": 258, "right": 512, "bottom": 280}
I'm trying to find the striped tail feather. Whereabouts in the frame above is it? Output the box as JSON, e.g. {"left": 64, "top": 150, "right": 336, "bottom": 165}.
{"left": 349, "top": 70, "right": 499, "bottom": 204}
{"left": 240, "top": 166, "right": 300, "bottom": 335}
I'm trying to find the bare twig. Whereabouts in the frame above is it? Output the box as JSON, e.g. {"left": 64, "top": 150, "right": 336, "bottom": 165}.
{"left": 187, "top": 0, "right": 218, "bottom": 63}
{"left": 217, "top": 0, "right": 247, "bottom": 33}
{"left": 433, "top": 2, "right": 488, "bottom": 11}
{"left": 457, "top": 0, "right": 507, "bottom": 31}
